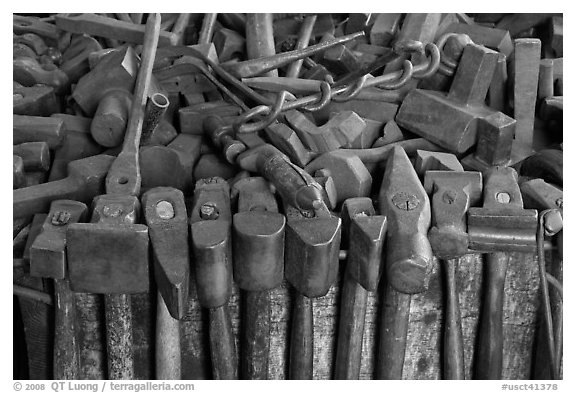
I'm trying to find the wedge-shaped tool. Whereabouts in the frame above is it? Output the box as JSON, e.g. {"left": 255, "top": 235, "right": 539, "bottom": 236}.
{"left": 424, "top": 170, "right": 482, "bottom": 379}
{"left": 190, "top": 177, "right": 237, "bottom": 379}
{"left": 13, "top": 154, "right": 114, "bottom": 219}
{"left": 414, "top": 150, "right": 463, "bottom": 175}
{"left": 467, "top": 167, "right": 538, "bottom": 379}
{"left": 67, "top": 195, "right": 149, "bottom": 379}
{"left": 29, "top": 200, "right": 87, "bottom": 380}
{"left": 378, "top": 146, "right": 433, "bottom": 294}
{"left": 143, "top": 187, "right": 189, "bottom": 380}
{"left": 285, "top": 204, "right": 341, "bottom": 379}
{"left": 335, "top": 198, "right": 386, "bottom": 379}
{"left": 376, "top": 146, "right": 433, "bottom": 380}
{"left": 232, "top": 177, "right": 285, "bottom": 379}
{"left": 397, "top": 43, "right": 514, "bottom": 154}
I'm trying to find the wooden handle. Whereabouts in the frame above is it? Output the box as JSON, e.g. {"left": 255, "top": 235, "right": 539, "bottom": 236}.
{"left": 242, "top": 290, "right": 271, "bottom": 379}
{"left": 104, "top": 294, "right": 134, "bottom": 380}
{"left": 209, "top": 304, "right": 238, "bottom": 379}
{"left": 334, "top": 272, "right": 368, "bottom": 379}
{"left": 53, "top": 279, "right": 80, "bottom": 379}
{"left": 443, "top": 258, "right": 465, "bottom": 380}
{"left": 289, "top": 294, "right": 314, "bottom": 379}
{"left": 476, "top": 252, "right": 508, "bottom": 379}
{"left": 376, "top": 284, "right": 411, "bottom": 379}
{"left": 156, "top": 292, "right": 181, "bottom": 380}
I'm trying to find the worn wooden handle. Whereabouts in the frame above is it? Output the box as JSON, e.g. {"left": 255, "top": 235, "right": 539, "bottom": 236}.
{"left": 209, "top": 304, "right": 238, "bottom": 379}
{"left": 476, "top": 252, "right": 508, "bottom": 380}
{"left": 289, "top": 294, "right": 314, "bottom": 379}
{"left": 156, "top": 292, "right": 181, "bottom": 380}
{"left": 53, "top": 279, "right": 80, "bottom": 379}
{"left": 443, "top": 258, "right": 465, "bottom": 380}
{"left": 242, "top": 290, "right": 271, "bottom": 379}
{"left": 104, "top": 294, "right": 134, "bottom": 380}
{"left": 334, "top": 272, "right": 368, "bottom": 379}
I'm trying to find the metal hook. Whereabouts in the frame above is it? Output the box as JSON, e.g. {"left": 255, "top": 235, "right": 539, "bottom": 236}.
{"left": 378, "top": 61, "right": 413, "bottom": 90}
{"left": 436, "top": 33, "right": 467, "bottom": 71}
{"left": 234, "top": 90, "right": 289, "bottom": 134}
{"left": 303, "top": 81, "right": 333, "bottom": 111}
{"left": 332, "top": 75, "right": 368, "bottom": 101}
{"left": 412, "top": 43, "right": 441, "bottom": 79}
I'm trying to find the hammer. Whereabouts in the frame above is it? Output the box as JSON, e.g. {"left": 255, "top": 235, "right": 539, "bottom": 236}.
{"left": 467, "top": 166, "right": 538, "bottom": 379}
{"left": 190, "top": 177, "right": 237, "bottom": 379}
{"left": 30, "top": 200, "right": 88, "bottom": 379}
{"left": 376, "top": 146, "right": 433, "bottom": 379}
{"left": 335, "top": 197, "right": 386, "bottom": 379}
{"left": 142, "top": 187, "right": 190, "bottom": 379}
{"left": 232, "top": 177, "right": 285, "bottom": 379}
{"left": 423, "top": 170, "right": 483, "bottom": 379}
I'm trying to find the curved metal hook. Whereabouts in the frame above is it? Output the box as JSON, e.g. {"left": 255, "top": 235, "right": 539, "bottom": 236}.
{"left": 303, "top": 81, "right": 333, "bottom": 111}
{"left": 234, "top": 90, "right": 288, "bottom": 134}
{"left": 412, "top": 43, "right": 441, "bottom": 79}
{"left": 436, "top": 33, "right": 472, "bottom": 71}
{"left": 332, "top": 75, "right": 368, "bottom": 101}
{"left": 378, "top": 61, "right": 413, "bottom": 90}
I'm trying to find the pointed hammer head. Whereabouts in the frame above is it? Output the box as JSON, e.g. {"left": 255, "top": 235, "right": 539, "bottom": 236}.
{"left": 142, "top": 187, "right": 190, "bottom": 320}
{"left": 341, "top": 197, "right": 387, "bottom": 292}
{"left": 285, "top": 206, "right": 341, "bottom": 298}
{"left": 424, "top": 171, "right": 483, "bottom": 259}
{"left": 67, "top": 194, "right": 149, "bottom": 294}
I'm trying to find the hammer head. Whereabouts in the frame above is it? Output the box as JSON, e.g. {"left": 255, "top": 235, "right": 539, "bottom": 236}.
{"left": 341, "top": 197, "right": 387, "bottom": 292}
{"left": 424, "top": 171, "right": 483, "bottom": 259}
{"left": 30, "top": 200, "right": 88, "bottom": 279}
{"left": 285, "top": 206, "right": 341, "bottom": 298}
{"left": 232, "top": 177, "right": 285, "bottom": 291}
{"left": 142, "top": 187, "right": 190, "bottom": 320}
{"left": 67, "top": 155, "right": 116, "bottom": 202}
{"left": 67, "top": 194, "right": 149, "bottom": 294}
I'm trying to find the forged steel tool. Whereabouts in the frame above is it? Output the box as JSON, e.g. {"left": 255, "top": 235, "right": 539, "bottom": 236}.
{"left": 232, "top": 177, "right": 285, "bottom": 379}
{"left": 335, "top": 197, "right": 386, "bottom": 379}
{"left": 423, "top": 170, "right": 483, "bottom": 379}
{"left": 190, "top": 177, "right": 237, "bottom": 379}
{"left": 467, "top": 166, "right": 538, "bottom": 379}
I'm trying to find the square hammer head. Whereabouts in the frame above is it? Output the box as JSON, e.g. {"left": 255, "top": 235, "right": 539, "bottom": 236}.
{"left": 67, "top": 194, "right": 149, "bottom": 294}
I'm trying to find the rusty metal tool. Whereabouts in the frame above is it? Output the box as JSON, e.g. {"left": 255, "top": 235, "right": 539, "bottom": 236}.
{"left": 105, "top": 13, "right": 161, "bottom": 196}
{"left": 285, "top": 15, "right": 317, "bottom": 78}
{"left": 423, "top": 170, "right": 483, "bottom": 379}
{"left": 232, "top": 177, "right": 285, "bottom": 379}
{"left": 13, "top": 155, "right": 25, "bottom": 189}
{"left": 335, "top": 197, "right": 386, "bottom": 379}
{"left": 511, "top": 39, "right": 541, "bottom": 151}
{"left": 220, "top": 31, "right": 364, "bottom": 78}
{"left": 30, "top": 200, "right": 88, "bottom": 379}
{"left": 13, "top": 154, "right": 114, "bottom": 219}
{"left": 14, "top": 84, "right": 61, "bottom": 116}
{"left": 48, "top": 114, "right": 103, "bottom": 182}
{"left": 13, "top": 114, "right": 65, "bottom": 149}
{"left": 13, "top": 142, "right": 50, "bottom": 172}
{"left": 14, "top": 15, "right": 60, "bottom": 47}
{"left": 442, "top": 22, "right": 513, "bottom": 56}
{"left": 13, "top": 57, "right": 70, "bottom": 93}
{"left": 414, "top": 149, "right": 463, "bottom": 174}
{"left": 59, "top": 34, "right": 103, "bottom": 84}
{"left": 467, "top": 166, "right": 538, "bottom": 379}
{"left": 67, "top": 195, "right": 149, "bottom": 379}
{"left": 246, "top": 14, "right": 276, "bottom": 78}
{"left": 190, "top": 177, "right": 237, "bottom": 379}
{"left": 397, "top": 43, "right": 513, "bottom": 153}
{"left": 141, "top": 93, "right": 170, "bottom": 145}
{"left": 203, "top": 115, "right": 247, "bottom": 164}
{"left": 376, "top": 146, "right": 433, "bottom": 379}
{"left": 285, "top": 202, "right": 341, "bottom": 379}
{"left": 236, "top": 144, "right": 327, "bottom": 215}
{"left": 90, "top": 89, "right": 133, "bottom": 148}
{"left": 143, "top": 187, "right": 190, "bottom": 379}
{"left": 55, "top": 13, "right": 178, "bottom": 47}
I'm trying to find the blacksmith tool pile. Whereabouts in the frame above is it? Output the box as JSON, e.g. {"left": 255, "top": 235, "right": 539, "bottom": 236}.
{"left": 13, "top": 13, "right": 563, "bottom": 381}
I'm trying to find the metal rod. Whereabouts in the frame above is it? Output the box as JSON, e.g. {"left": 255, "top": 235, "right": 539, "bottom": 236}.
{"left": 13, "top": 284, "right": 53, "bottom": 305}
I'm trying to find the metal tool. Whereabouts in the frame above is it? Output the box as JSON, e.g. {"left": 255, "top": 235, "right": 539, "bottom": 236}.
{"left": 30, "top": 200, "right": 88, "bottom": 379}
{"left": 232, "top": 177, "right": 285, "bottom": 379}
{"left": 376, "top": 146, "right": 432, "bottom": 379}
{"left": 13, "top": 142, "right": 50, "bottom": 172}
{"left": 423, "top": 170, "right": 483, "bottom": 379}
{"left": 467, "top": 166, "right": 538, "bottom": 379}
{"left": 14, "top": 114, "right": 65, "bottom": 149}
{"left": 190, "top": 177, "right": 237, "bottom": 379}
{"left": 335, "top": 197, "right": 386, "bottom": 379}
{"left": 14, "top": 84, "right": 60, "bottom": 116}
{"left": 285, "top": 203, "right": 341, "bottom": 379}
{"left": 143, "top": 187, "right": 190, "bottom": 379}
